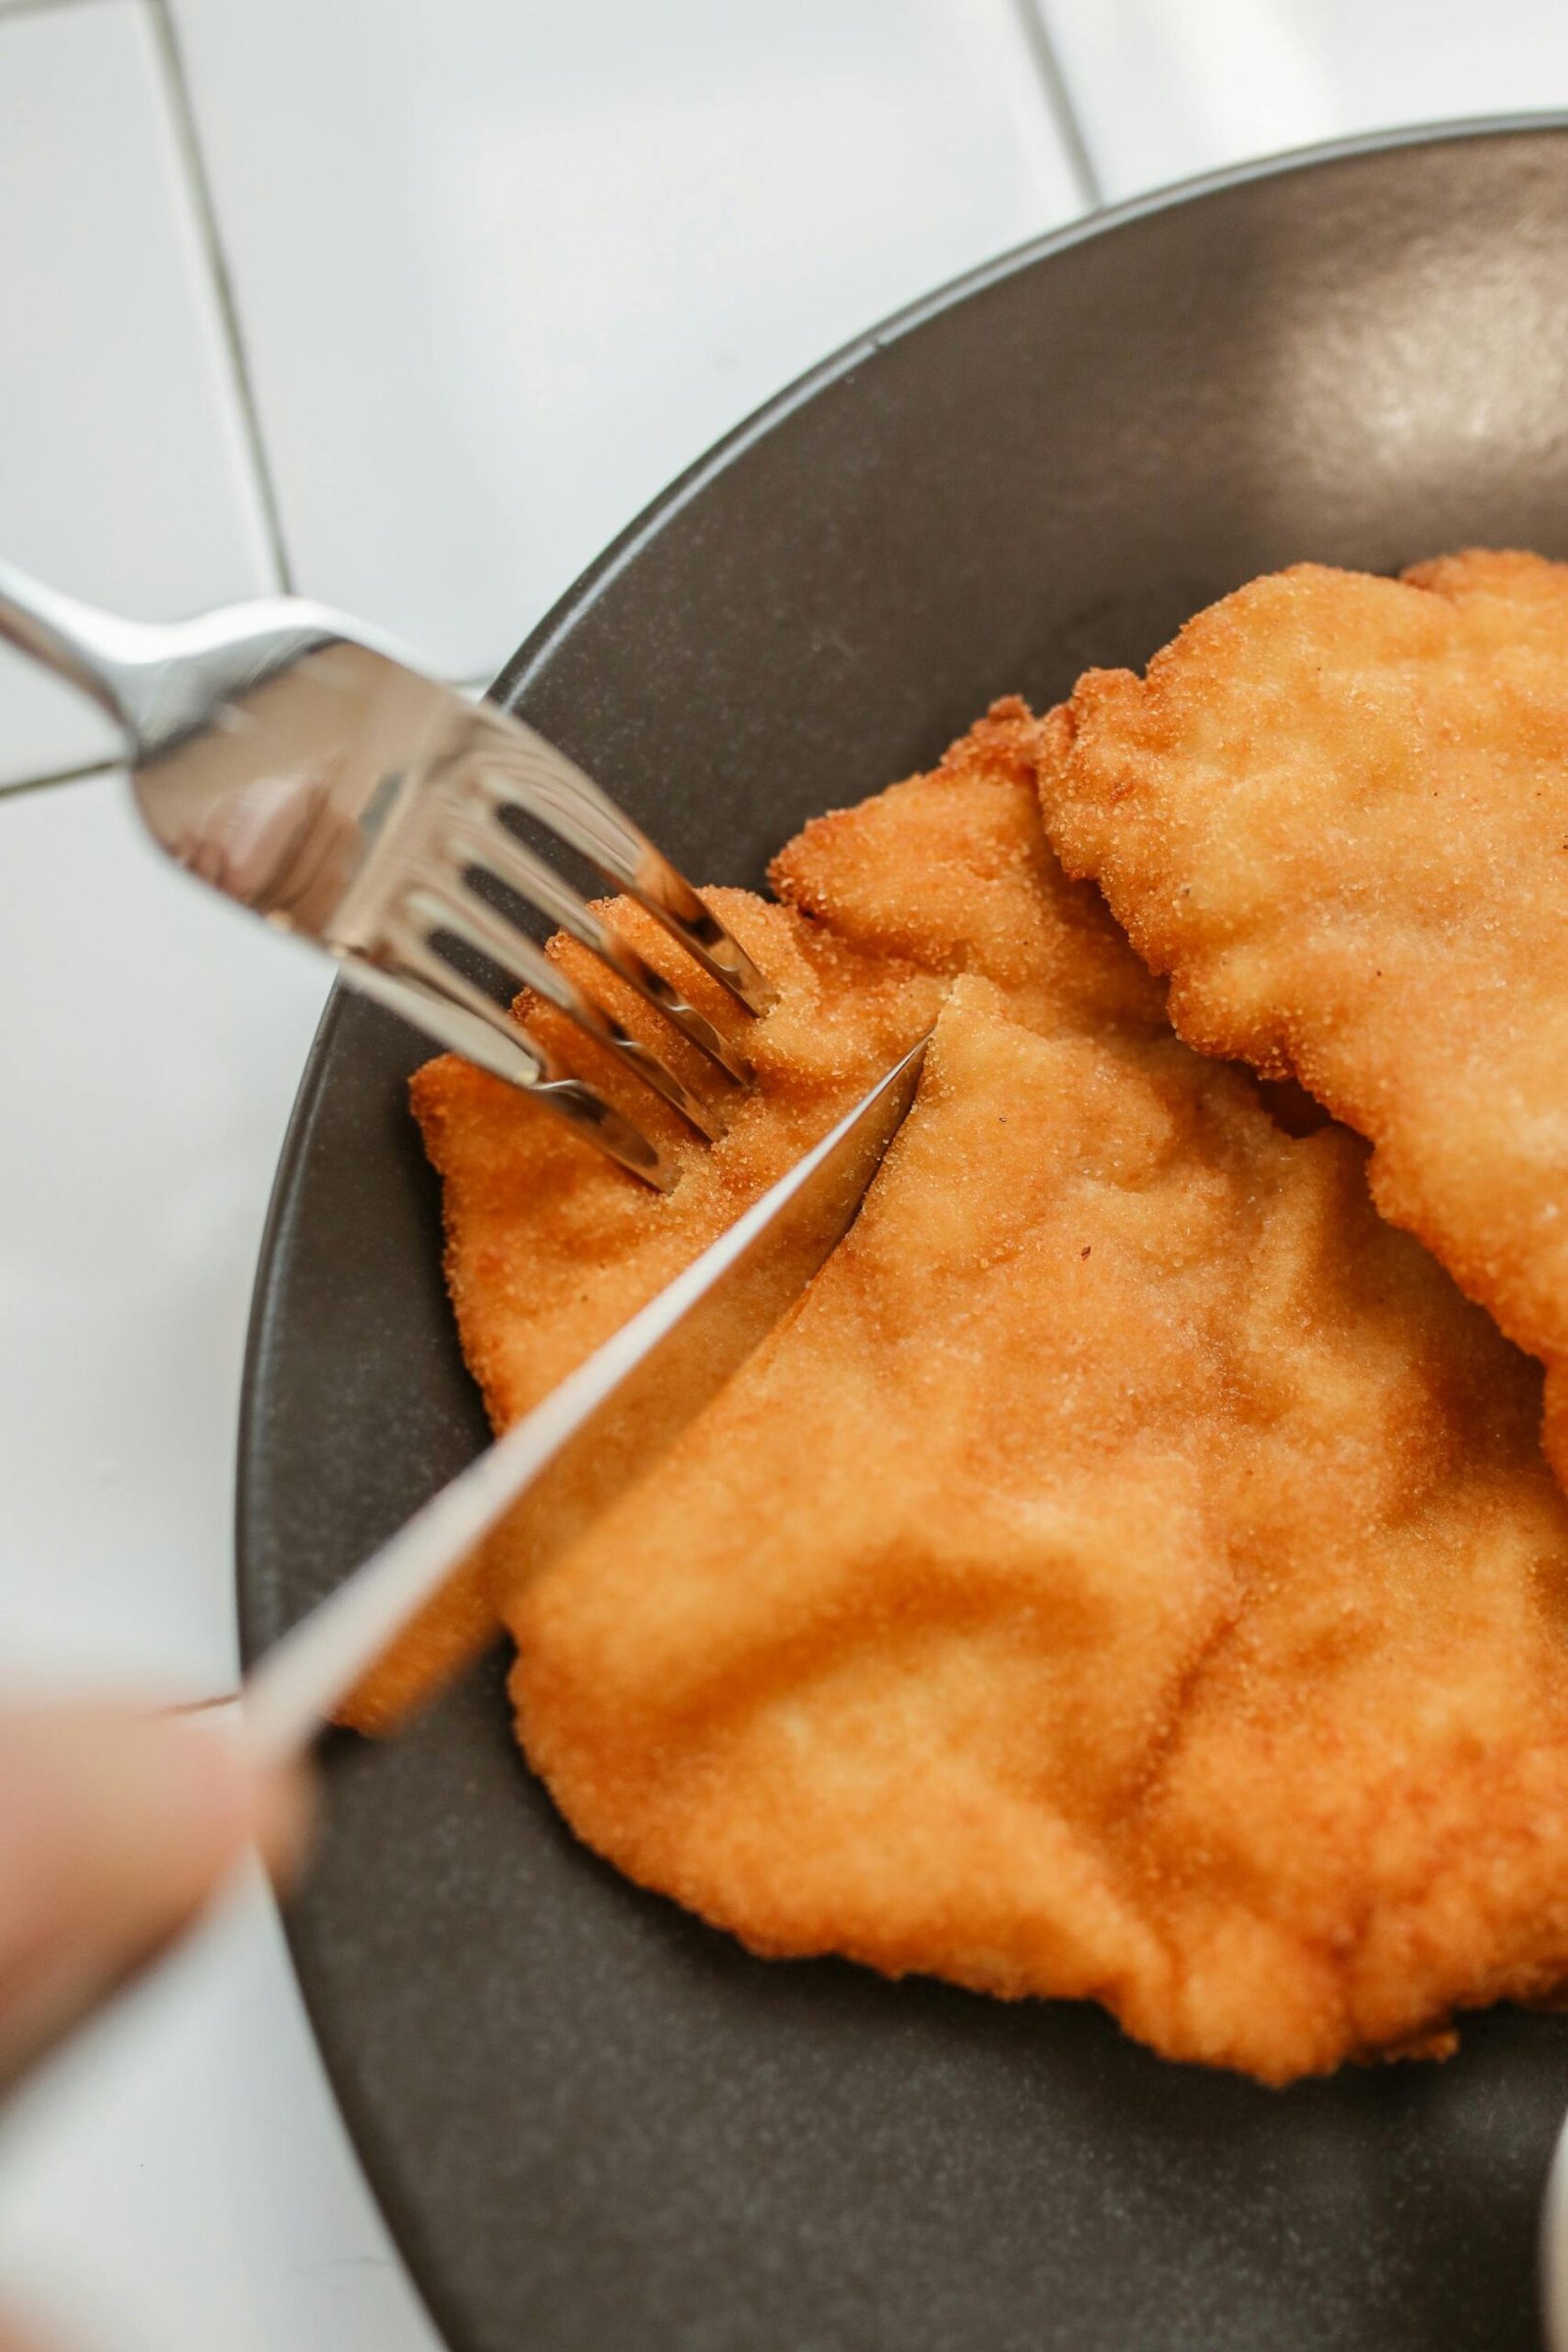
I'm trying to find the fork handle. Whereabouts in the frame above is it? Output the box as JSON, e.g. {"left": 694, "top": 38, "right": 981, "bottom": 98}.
{"left": 0, "top": 558, "right": 143, "bottom": 736}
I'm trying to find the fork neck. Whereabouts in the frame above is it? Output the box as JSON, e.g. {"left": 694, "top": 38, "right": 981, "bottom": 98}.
{"left": 0, "top": 558, "right": 163, "bottom": 740}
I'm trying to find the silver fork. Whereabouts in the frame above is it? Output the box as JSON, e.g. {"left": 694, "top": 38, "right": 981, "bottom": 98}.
{"left": 0, "top": 561, "right": 774, "bottom": 1189}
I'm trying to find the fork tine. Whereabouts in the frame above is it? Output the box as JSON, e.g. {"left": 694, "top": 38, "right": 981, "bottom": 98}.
{"left": 466, "top": 712, "right": 777, "bottom": 1015}
{"left": 0, "top": 564, "right": 773, "bottom": 1185}
{"left": 403, "top": 880, "right": 723, "bottom": 1143}
{"left": 443, "top": 805, "right": 755, "bottom": 1089}
{"left": 372, "top": 923, "right": 675, "bottom": 1189}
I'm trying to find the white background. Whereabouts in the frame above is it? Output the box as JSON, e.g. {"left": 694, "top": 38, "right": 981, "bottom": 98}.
{"left": 1, "top": 3, "right": 1565, "bottom": 2345}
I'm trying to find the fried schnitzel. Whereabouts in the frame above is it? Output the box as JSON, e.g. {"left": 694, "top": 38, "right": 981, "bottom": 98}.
{"left": 511, "top": 976, "right": 1568, "bottom": 2082}
{"left": 1033, "top": 550, "right": 1568, "bottom": 1483}
{"left": 392, "top": 695, "right": 1568, "bottom": 2082}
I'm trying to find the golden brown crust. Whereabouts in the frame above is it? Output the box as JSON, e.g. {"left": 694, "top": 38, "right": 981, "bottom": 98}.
{"left": 771, "top": 697, "right": 1166, "bottom": 1040}
{"left": 1032, "top": 552, "right": 1568, "bottom": 1485}
{"left": 508, "top": 978, "right": 1568, "bottom": 2082}
{"left": 372, "top": 688, "right": 1568, "bottom": 2082}
{"left": 409, "top": 894, "right": 943, "bottom": 1429}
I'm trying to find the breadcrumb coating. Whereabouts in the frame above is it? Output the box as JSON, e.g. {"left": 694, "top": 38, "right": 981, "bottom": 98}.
{"left": 384, "top": 696, "right": 1568, "bottom": 2082}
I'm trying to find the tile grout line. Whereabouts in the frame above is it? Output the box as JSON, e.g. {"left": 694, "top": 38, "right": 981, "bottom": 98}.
{"left": 0, "top": 0, "right": 114, "bottom": 22}
{"left": 0, "top": 671, "right": 487, "bottom": 800}
{"left": 1007, "top": 0, "right": 1105, "bottom": 213}
{"left": 0, "top": 758, "right": 120, "bottom": 800}
{"left": 0, "top": 662, "right": 490, "bottom": 799}
{"left": 144, "top": 0, "right": 297, "bottom": 594}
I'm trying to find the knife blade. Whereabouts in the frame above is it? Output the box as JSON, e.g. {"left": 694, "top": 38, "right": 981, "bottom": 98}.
{"left": 241, "top": 1032, "right": 929, "bottom": 1763}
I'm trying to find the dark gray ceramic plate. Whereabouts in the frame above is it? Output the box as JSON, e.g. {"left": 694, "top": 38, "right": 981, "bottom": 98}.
{"left": 240, "top": 122, "right": 1568, "bottom": 2352}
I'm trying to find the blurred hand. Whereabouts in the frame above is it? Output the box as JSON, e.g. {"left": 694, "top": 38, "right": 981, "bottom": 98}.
{"left": 0, "top": 1702, "right": 309, "bottom": 2091}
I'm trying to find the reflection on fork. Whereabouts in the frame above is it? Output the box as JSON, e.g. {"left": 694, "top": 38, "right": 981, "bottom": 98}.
{"left": 0, "top": 560, "right": 776, "bottom": 1188}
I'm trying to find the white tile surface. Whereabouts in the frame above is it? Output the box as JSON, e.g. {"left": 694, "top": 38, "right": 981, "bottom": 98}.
{"left": 7, "top": 7, "right": 1568, "bottom": 2352}
{"left": 168, "top": 0, "right": 1082, "bottom": 682}
{"left": 1037, "top": 0, "right": 1568, "bottom": 203}
{"left": 0, "top": 770, "right": 327, "bottom": 1693}
{"left": 0, "top": 0, "right": 275, "bottom": 787}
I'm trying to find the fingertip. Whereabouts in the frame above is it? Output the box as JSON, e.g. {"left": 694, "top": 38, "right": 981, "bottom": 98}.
{"left": 251, "top": 1754, "right": 316, "bottom": 1888}
{"left": 160, "top": 1716, "right": 316, "bottom": 1888}
{"left": 0, "top": 1703, "right": 317, "bottom": 2087}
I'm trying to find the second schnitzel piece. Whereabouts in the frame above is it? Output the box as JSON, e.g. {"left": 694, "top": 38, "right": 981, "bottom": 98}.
{"left": 1033, "top": 551, "right": 1568, "bottom": 1479}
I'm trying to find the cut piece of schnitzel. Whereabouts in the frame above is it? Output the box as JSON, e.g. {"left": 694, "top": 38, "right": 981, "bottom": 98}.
{"left": 386, "top": 695, "right": 1568, "bottom": 2081}
{"left": 1032, "top": 550, "right": 1568, "bottom": 1483}
{"left": 507, "top": 977, "right": 1568, "bottom": 2083}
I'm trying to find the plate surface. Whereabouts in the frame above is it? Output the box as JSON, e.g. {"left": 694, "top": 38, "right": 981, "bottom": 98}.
{"left": 240, "top": 122, "right": 1568, "bottom": 2352}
